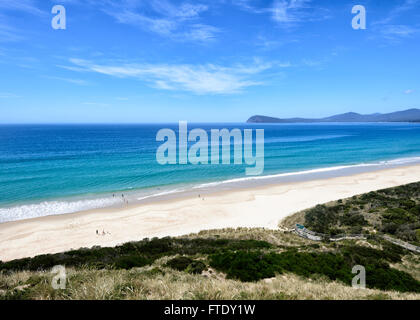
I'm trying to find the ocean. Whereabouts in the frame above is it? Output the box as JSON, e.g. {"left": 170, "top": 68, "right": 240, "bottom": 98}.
{"left": 1, "top": 123, "right": 420, "bottom": 223}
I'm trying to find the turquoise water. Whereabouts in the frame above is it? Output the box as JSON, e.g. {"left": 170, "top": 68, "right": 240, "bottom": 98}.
{"left": 1, "top": 123, "right": 420, "bottom": 222}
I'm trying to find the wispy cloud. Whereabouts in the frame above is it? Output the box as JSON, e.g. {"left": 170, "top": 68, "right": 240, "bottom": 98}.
{"left": 379, "top": 25, "right": 419, "bottom": 41}
{"left": 255, "top": 35, "right": 299, "bottom": 50}
{"left": 230, "top": 0, "right": 267, "bottom": 14}
{"left": 372, "top": 0, "right": 419, "bottom": 42}
{"left": 63, "top": 58, "right": 276, "bottom": 94}
{"left": 183, "top": 24, "right": 219, "bottom": 42}
{"left": 148, "top": 1, "right": 208, "bottom": 20}
{"left": 0, "top": 0, "right": 45, "bottom": 43}
{"left": 0, "top": 0, "right": 45, "bottom": 16}
{"left": 0, "top": 23, "right": 23, "bottom": 42}
{"left": 0, "top": 92, "right": 20, "bottom": 98}
{"left": 43, "top": 76, "right": 90, "bottom": 86}
{"left": 374, "top": 0, "right": 419, "bottom": 25}
{"left": 302, "top": 58, "right": 322, "bottom": 67}
{"left": 270, "top": 0, "right": 331, "bottom": 28}
{"left": 233, "top": 0, "right": 330, "bottom": 28}
{"left": 271, "top": 0, "right": 312, "bottom": 25}
{"left": 80, "top": 0, "right": 218, "bottom": 43}
{"left": 404, "top": 89, "right": 415, "bottom": 94}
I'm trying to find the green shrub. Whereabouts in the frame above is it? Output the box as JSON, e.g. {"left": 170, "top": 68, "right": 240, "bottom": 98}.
{"left": 142, "top": 267, "right": 165, "bottom": 277}
{"left": 209, "top": 246, "right": 420, "bottom": 293}
{"left": 303, "top": 182, "right": 420, "bottom": 244}
{"left": 381, "top": 223, "right": 399, "bottom": 234}
{"left": 165, "top": 256, "right": 194, "bottom": 271}
{"left": 209, "top": 251, "right": 276, "bottom": 282}
{"left": 0, "top": 238, "right": 272, "bottom": 272}
{"left": 185, "top": 261, "right": 207, "bottom": 274}
{"left": 339, "top": 212, "right": 367, "bottom": 227}
{"left": 165, "top": 257, "right": 206, "bottom": 274}
{"left": 113, "top": 255, "right": 151, "bottom": 269}
{"left": 395, "top": 225, "right": 418, "bottom": 242}
{"left": 304, "top": 205, "right": 338, "bottom": 234}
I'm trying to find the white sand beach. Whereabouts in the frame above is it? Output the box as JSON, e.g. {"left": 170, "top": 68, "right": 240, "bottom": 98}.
{"left": 1, "top": 164, "right": 420, "bottom": 262}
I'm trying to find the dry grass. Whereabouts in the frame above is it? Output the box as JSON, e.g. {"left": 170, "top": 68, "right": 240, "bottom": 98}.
{"left": 183, "top": 227, "right": 313, "bottom": 247}
{"left": 1, "top": 227, "right": 419, "bottom": 300}
{"left": 391, "top": 254, "right": 420, "bottom": 282}
{"left": 281, "top": 211, "right": 306, "bottom": 229}
{"left": 2, "top": 266, "right": 419, "bottom": 300}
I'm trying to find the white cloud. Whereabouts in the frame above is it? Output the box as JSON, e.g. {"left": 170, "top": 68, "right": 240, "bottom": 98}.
{"left": 87, "top": 0, "right": 217, "bottom": 42}
{"left": 43, "top": 76, "right": 90, "bottom": 86}
{"left": 0, "top": 0, "right": 45, "bottom": 16}
{"left": 63, "top": 58, "right": 275, "bottom": 94}
{"left": 371, "top": 0, "right": 419, "bottom": 43}
{"left": 272, "top": 0, "right": 308, "bottom": 24}
{"left": 255, "top": 34, "right": 299, "bottom": 50}
{"left": 270, "top": 0, "right": 328, "bottom": 27}
{"left": 379, "top": 25, "right": 419, "bottom": 40}
{"left": 0, "top": 23, "right": 23, "bottom": 42}
{"left": 231, "top": 0, "right": 266, "bottom": 13}
{"left": 0, "top": 0, "right": 46, "bottom": 43}
{"left": 184, "top": 24, "right": 219, "bottom": 42}
{"left": 232, "top": 0, "right": 317, "bottom": 26}
{"left": 404, "top": 89, "right": 415, "bottom": 94}
{"left": 149, "top": 1, "right": 208, "bottom": 20}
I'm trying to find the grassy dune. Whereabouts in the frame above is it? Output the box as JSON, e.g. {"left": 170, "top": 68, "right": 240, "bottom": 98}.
{"left": 1, "top": 228, "right": 419, "bottom": 300}
{"left": 2, "top": 264, "right": 420, "bottom": 300}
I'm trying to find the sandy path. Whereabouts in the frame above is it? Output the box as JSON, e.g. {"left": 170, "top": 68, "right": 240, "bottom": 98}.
{"left": 1, "top": 164, "right": 420, "bottom": 261}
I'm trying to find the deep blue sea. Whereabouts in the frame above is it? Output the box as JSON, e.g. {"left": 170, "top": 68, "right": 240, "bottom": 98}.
{"left": 1, "top": 123, "right": 420, "bottom": 222}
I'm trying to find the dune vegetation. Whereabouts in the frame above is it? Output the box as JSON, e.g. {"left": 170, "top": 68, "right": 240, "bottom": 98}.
{"left": 283, "top": 181, "right": 420, "bottom": 245}
{"left": 1, "top": 227, "right": 419, "bottom": 300}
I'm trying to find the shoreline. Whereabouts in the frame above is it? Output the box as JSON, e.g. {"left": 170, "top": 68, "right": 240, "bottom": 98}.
{"left": 2, "top": 155, "right": 420, "bottom": 224}
{"left": 1, "top": 164, "right": 420, "bottom": 261}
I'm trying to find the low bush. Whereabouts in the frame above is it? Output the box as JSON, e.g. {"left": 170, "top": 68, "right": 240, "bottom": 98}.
{"left": 0, "top": 238, "right": 272, "bottom": 272}
{"left": 165, "top": 257, "right": 207, "bottom": 274}
{"left": 165, "top": 256, "right": 194, "bottom": 271}
{"left": 209, "top": 251, "right": 276, "bottom": 282}
{"left": 113, "top": 255, "right": 151, "bottom": 269}
{"left": 209, "top": 245, "right": 420, "bottom": 293}
{"left": 303, "top": 182, "right": 420, "bottom": 243}
{"left": 185, "top": 261, "right": 207, "bottom": 274}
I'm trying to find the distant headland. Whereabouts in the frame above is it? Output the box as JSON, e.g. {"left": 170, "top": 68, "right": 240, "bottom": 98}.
{"left": 247, "top": 108, "right": 420, "bottom": 123}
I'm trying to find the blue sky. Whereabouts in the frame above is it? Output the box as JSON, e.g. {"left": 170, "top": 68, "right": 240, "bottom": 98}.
{"left": 0, "top": 0, "right": 419, "bottom": 123}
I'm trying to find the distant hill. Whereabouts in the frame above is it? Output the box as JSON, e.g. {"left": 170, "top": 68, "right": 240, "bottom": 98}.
{"left": 247, "top": 108, "right": 420, "bottom": 123}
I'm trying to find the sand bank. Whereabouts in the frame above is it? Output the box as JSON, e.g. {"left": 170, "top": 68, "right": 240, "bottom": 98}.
{"left": 1, "top": 164, "right": 420, "bottom": 261}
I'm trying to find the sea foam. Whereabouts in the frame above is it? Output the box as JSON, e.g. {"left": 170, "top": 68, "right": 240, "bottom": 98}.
{"left": 0, "top": 197, "right": 122, "bottom": 223}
